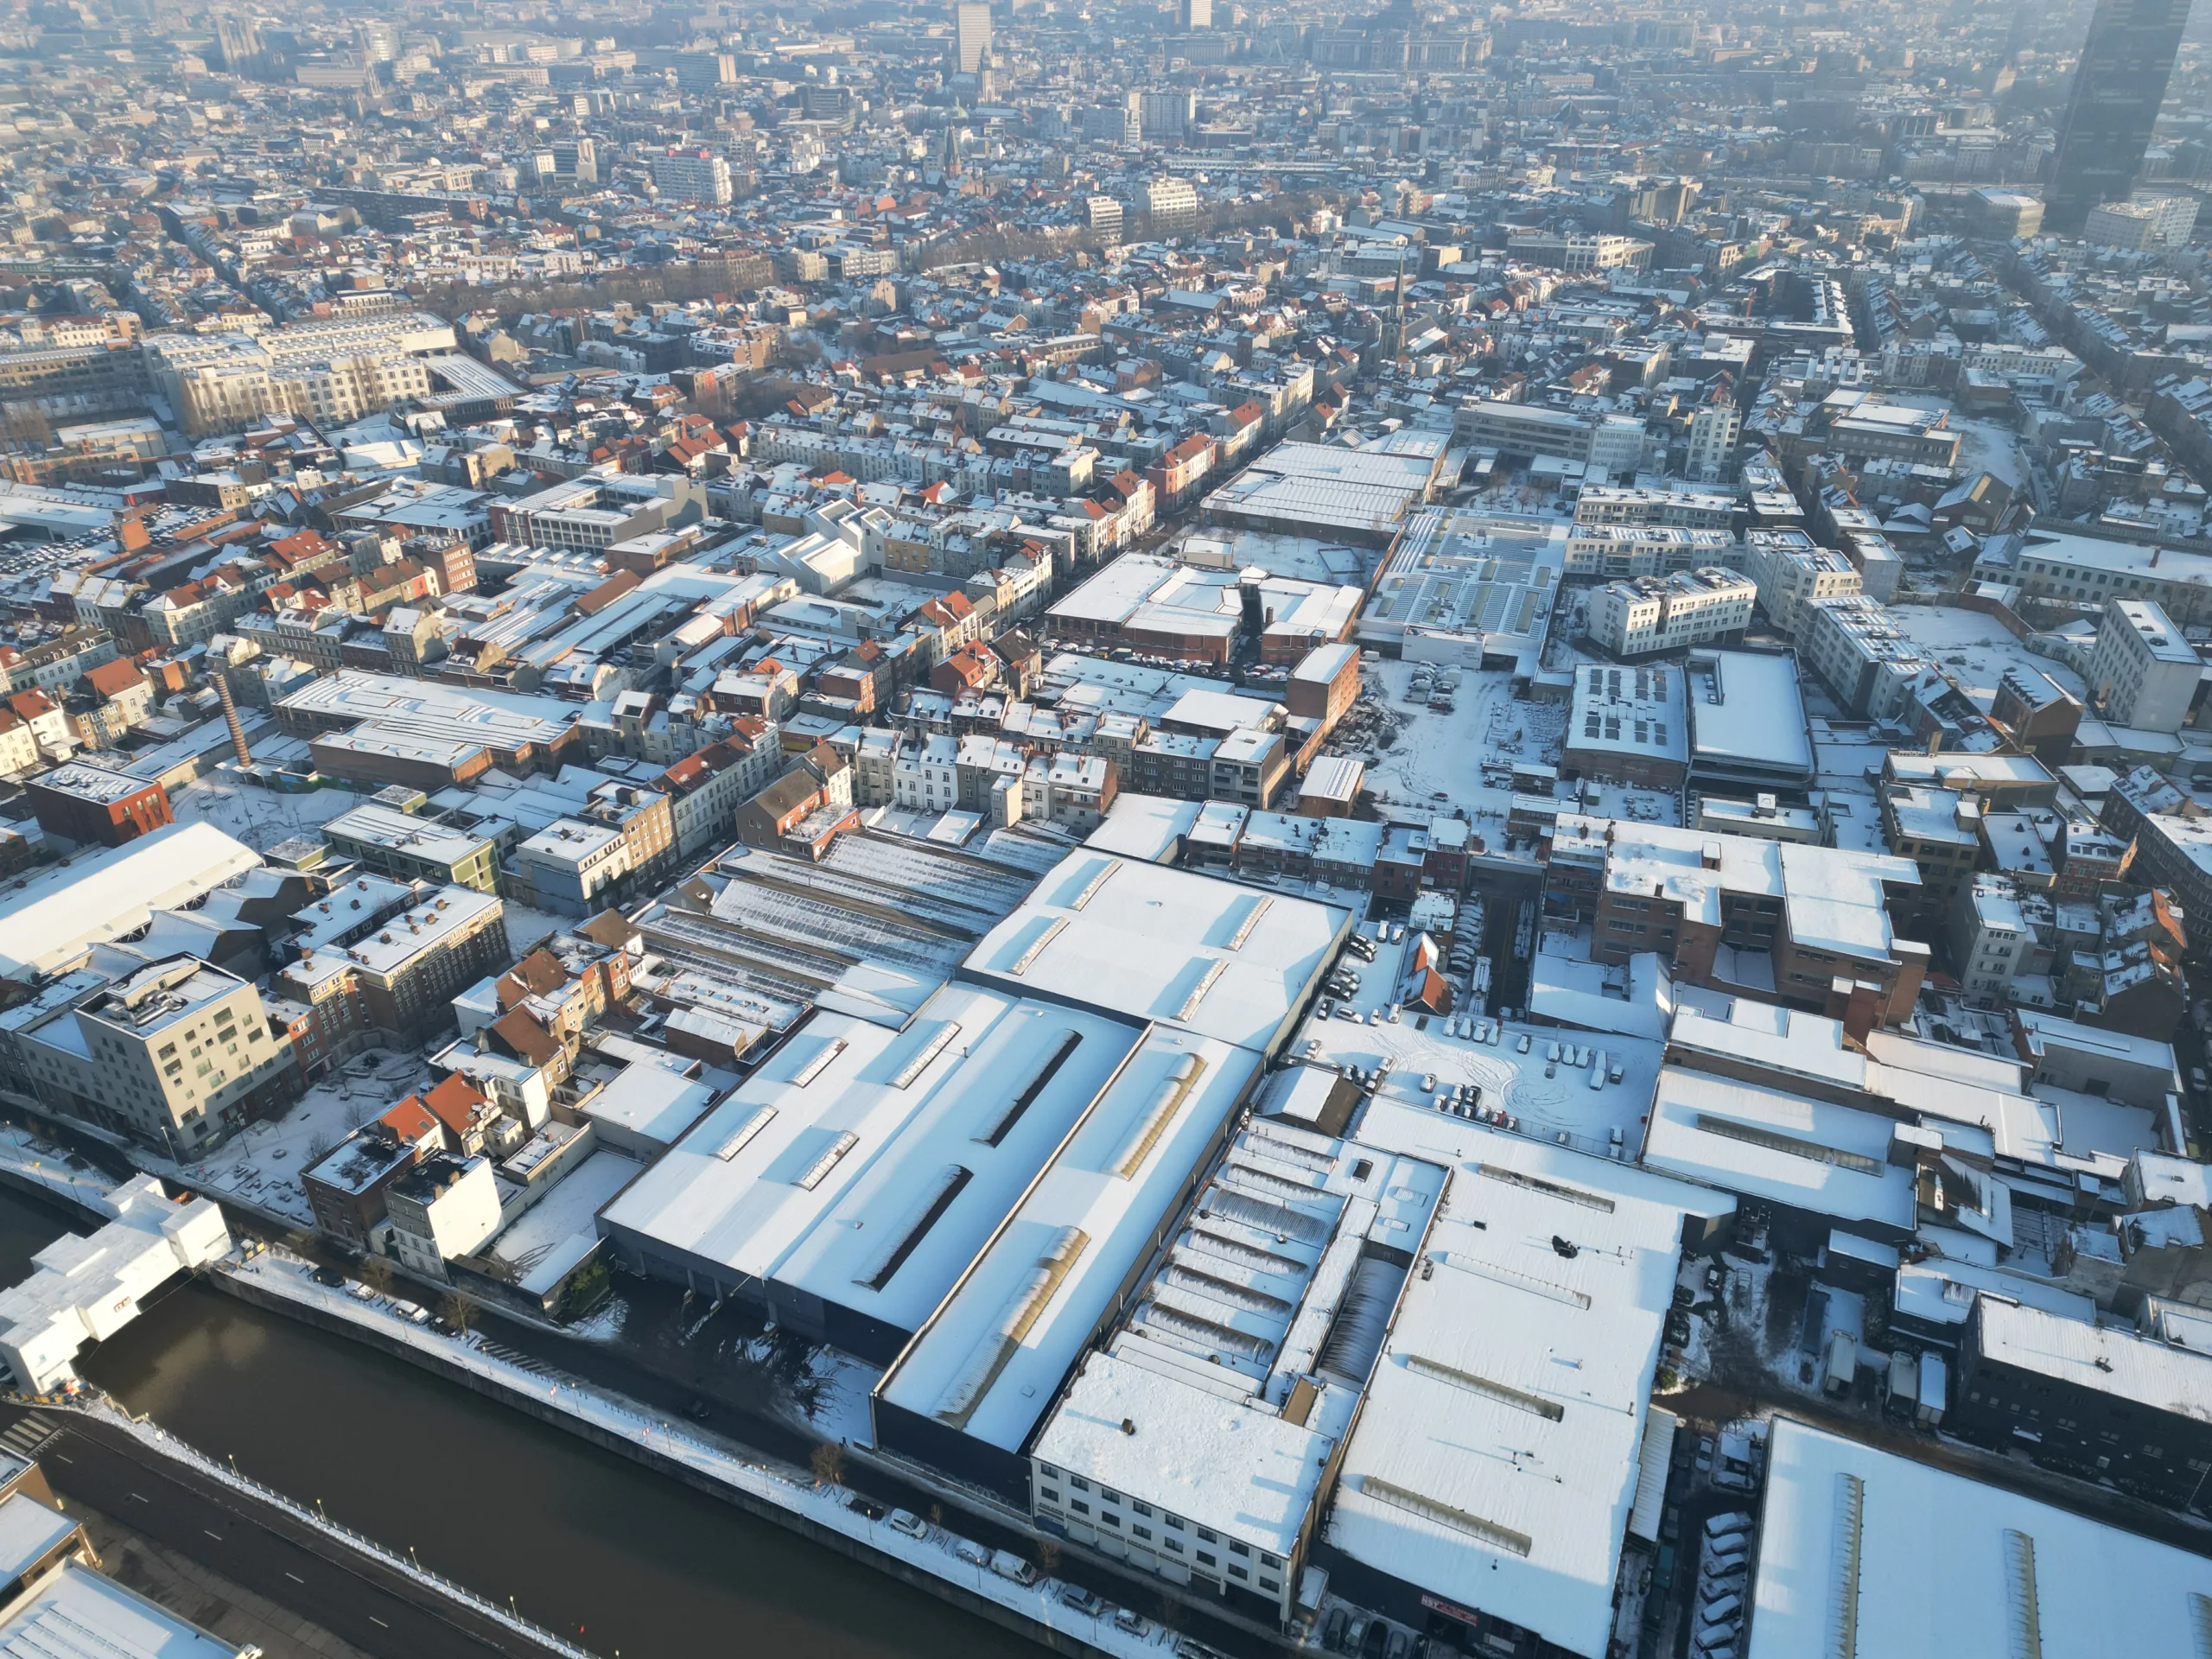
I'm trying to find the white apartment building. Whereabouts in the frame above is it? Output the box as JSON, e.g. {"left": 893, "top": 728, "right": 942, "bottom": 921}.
{"left": 15, "top": 955, "right": 292, "bottom": 1154}
{"left": 1587, "top": 568, "right": 1756, "bottom": 657}
{"left": 2083, "top": 195, "right": 2198, "bottom": 251}
{"left": 1687, "top": 399, "right": 1742, "bottom": 480}
{"left": 1744, "top": 527, "right": 1861, "bottom": 636}
{"left": 1562, "top": 523, "right": 1739, "bottom": 577}
{"left": 652, "top": 149, "right": 734, "bottom": 205}
{"left": 1949, "top": 875, "right": 2031, "bottom": 1003}
{"left": 1573, "top": 486, "right": 1737, "bottom": 531}
{"left": 2086, "top": 596, "right": 2201, "bottom": 732}
{"left": 515, "top": 819, "right": 630, "bottom": 915}
{"left": 1139, "top": 176, "right": 1200, "bottom": 232}
{"left": 385, "top": 1154, "right": 504, "bottom": 1282}
{"left": 145, "top": 311, "right": 455, "bottom": 435}
{"left": 893, "top": 732, "right": 960, "bottom": 812}
{"left": 1799, "top": 595, "right": 1942, "bottom": 721}
{"left": 1503, "top": 232, "right": 1654, "bottom": 272}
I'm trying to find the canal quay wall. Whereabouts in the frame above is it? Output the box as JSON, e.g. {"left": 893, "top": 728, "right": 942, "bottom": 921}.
{"left": 209, "top": 1247, "right": 1147, "bottom": 1659}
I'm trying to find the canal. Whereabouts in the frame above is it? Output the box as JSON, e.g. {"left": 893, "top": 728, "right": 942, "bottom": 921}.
{"left": 0, "top": 1185, "right": 1042, "bottom": 1659}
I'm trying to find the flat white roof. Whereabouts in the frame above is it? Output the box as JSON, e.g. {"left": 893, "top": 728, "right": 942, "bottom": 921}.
{"left": 875, "top": 1030, "right": 1262, "bottom": 1453}
{"left": 1034, "top": 1351, "right": 1334, "bottom": 1560}
{"left": 0, "top": 1491, "right": 75, "bottom": 1585}
{"left": 1567, "top": 661, "right": 1688, "bottom": 766}
{"left": 1642, "top": 1065, "right": 1916, "bottom": 1230}
{"left": 0, "top": 1559, "right": 245, "bottom": 1659}
{"left": 1085, "top": 794, "right": 1204, "bottom": 861}
{"left": 0, "top": 822, "right": 260, "bottom": 980}
{"left": 963, "top": 852, "right": 1349, "bottom": 1053}
{"left": 1686, "top": 650, "right": 1813, "bottom": 778}
{"left": 323, "top": 803, "right": 491, "bottom": 863}
{"left": 1974, "top": 1294, "right": 2212, "bottom": 1424}
{"left": 1320, "top": 1124, "right": 1703, "bottom": 1659}
{"left": 580, "top": 1053, "right": 721, "bottom": 1147}
{"left": 1748, "top": 1417, "right": 2212, "bottom": 1659}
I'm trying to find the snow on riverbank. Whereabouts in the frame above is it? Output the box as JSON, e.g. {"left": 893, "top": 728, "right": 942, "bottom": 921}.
{"left": 0, "top": 1127, "right": 124, "bottom": 1217}
{"left": 219, "top": 1245, "right": 1175, "bottom": 1656}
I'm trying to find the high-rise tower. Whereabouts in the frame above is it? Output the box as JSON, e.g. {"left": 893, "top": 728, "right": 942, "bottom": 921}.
{"left": 952, "top": 3, "right": 992, "bottom": 75}
{"left": 2045, "top": 0, "right": 2191, "bottom": 232}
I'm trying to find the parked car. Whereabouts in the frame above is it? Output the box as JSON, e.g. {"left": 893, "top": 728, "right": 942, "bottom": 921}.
{"left": 888, "top": 1510, "right": 928, "bottom": 1540}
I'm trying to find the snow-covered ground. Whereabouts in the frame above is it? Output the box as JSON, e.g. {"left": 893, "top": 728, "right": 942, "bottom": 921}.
{"left": 503, "top": 903, "right": 573, "bottom": 958}
{"left": 485, "top": 1148, "right": 641, "bottom": 1299}
{"left": 1353, "top": 658, "right": 1570, "bottom": 826}
{"left": 216, "top": 1246, "right": 1179, "bottom": 1656}
{"left": 176, "top": 1048, "right": 431, "bottom": 1225}
{"left": 1889, "top": 604, "right": 2088, "bottom": 709}
{"left": 1947, "top": 416, "right": 2029, "bottom": 491}
{"left": 167, "top": 772, "right": 366, "bottom": 855}
{"left": 0, "top": 1127, "right": 121, "bottom": 1216}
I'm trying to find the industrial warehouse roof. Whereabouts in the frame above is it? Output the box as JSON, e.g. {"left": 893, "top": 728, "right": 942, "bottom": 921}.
{"left": 1641, "top": 1065, "right": 1917, "bottom": 1230}
{"left": 0, "top": 822, "right": 261, "bottom": 981}
{"left": 597, "top": 985, "right": 1144, "bottom": 1336}
{"left": 874, "top": 1030, "right": 1262, "bottom": 1454}
{"left": 279, "top": 670, "right": 581, "bottom": 752}
{"left": 1356, "top": 507, "right": 1568, "bottom": 677}
{"left": 1747, "top": 1417, "right": 2212, "bottom": 1659}
{"left": 1201, "top": 441, "right": 1440, "bottom": 542}
{"left": 1319, "top": 1126, "right": 1704, "bottom": 1659}
{"left": 1044, "top": 553, "right": 1363, "bottom": 649}
{"left": 961, "top": 851, "right": 1350, "bottom": 1053}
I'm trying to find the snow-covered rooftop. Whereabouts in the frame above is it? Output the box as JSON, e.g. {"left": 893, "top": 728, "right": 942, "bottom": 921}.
{"left": 962, "top": 852, "right": 1349, "bottom": 1054}
{"left": 874, "top": 1029, "right": 1262, "bottom": 1456}
{"left": 1747, "top": 1416, "right": 2212, "bottom": 1659}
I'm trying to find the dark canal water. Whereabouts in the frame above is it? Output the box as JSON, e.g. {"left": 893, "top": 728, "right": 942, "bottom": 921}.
{"left": 0, "top": 1185, "right": 1039, "bottom": 1659}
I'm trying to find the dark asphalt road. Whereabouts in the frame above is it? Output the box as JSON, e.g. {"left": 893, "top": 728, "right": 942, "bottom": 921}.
{"left": 0, "top": 1403, "right": 579, "bottom": 1659}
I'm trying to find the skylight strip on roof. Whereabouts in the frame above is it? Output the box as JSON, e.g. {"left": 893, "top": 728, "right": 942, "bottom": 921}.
{"left": 1110, "top": 1054, "right": 1206, "bottom": 1180}
{"left": 1404, "top": 1353, "right": 1567, "bottom": 1421}
{"left": 789, "top": 1037, "right": 848, "bottom": 1089}
{"left": 1358, "top": 1475, "right": 1533, "bottom": 1558}
{"left": 934, "top": 1225, "right": 1089, "bottom": 1428}
{"left": 891, "top": 1020, "right": 962, "bottom": 1090}
{"left": 714, "top": 1105, "right": 777, "bottom": 1162}
{"left": 1695, "top": 1112, "right": 1884, "bottom": 1177}
{"left": 1474, "top": 1162, "right": 1617, "bottom": 1212}
{"left": 1225, "top": 894, "right": 1274, "bottom": 951}
{"left": 1065, "top": 857, "right": 1121, "bottom": 911}
{"left": 1006, "top": 915, "right": 1069, "bottom": 976}
{"left": 853, "top": 1163, "right": 973, "bottom": 1292}
{"left": 796, "top": 1129, "right": 861, "bottom": 1191}
{"left": 1436, "top": 1250, "right": 1592, "bottom": 1310}
{"left": 1173, "top": 958, "right": 1230, "bottom": 1023}
{"left": 1832, "top": 1471, "right": 1863, "bottom": 1659}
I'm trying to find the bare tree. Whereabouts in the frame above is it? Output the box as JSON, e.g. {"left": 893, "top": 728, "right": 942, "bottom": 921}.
{"left": 440, "top": 1291, "right": 475, "bottom": 1333}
